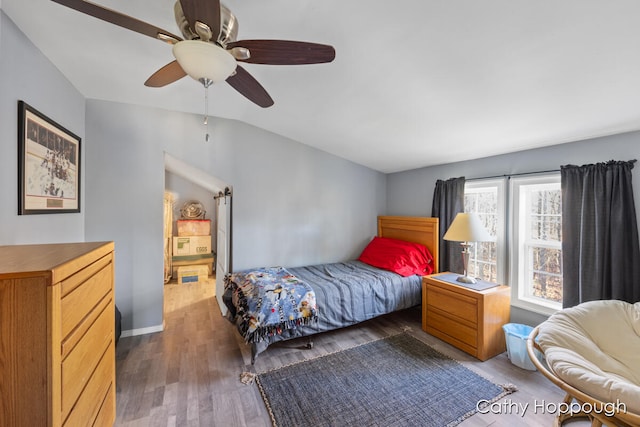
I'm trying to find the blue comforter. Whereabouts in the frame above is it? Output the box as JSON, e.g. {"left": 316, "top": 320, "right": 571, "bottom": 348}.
{"left": 224, "top": 260, "right": 423, "bottom": 358}
{"left": 224, "top": 266, "right": 318, "bottom": 343}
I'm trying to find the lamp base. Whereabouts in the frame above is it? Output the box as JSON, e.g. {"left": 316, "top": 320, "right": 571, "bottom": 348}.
{"left": 456, "top": 275, "right": 477, "bottom": 284}
{"left": 456, "top": 242, "right": 477, "bottom": 284}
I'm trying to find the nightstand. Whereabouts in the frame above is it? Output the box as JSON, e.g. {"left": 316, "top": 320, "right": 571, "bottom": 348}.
{"left": 422, "top": 272, "right": 511, "bottom": 361}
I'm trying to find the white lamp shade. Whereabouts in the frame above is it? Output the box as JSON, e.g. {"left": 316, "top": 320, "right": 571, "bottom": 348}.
{"left": 443, "top": 213, "right": 493, "bottom": 242}
{"left": 172, "top": 40, "right": 237, "bottom": 84}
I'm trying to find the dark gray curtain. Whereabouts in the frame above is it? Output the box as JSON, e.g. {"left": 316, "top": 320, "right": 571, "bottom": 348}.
{"left": 431, "top": 176, "right": 465, "bottom": 273}
{"left": 561, "top": 160, "right": 640, "bottom": 307}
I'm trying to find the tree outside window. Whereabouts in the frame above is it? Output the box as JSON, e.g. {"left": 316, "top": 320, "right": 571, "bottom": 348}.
{"left": 464, "top": 186, "right": 498, "bottom": 282}
{"left": 463, "top": 179, "right": 506, "bottom": 284}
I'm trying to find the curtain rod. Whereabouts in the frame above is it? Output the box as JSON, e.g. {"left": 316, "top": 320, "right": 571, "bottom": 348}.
{"left": 467, "top": 168, "right": 560, "bottom": 182}
{"left": 468, "top": 159, "right": 637, "bottom": 182}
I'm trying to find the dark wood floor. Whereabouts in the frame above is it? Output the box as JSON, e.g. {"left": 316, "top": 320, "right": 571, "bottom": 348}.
{"left": 114, "top": 277, "right": 588, "bottom": 427}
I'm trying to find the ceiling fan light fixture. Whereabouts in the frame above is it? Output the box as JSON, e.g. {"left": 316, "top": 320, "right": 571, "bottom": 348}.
{"left": 172, "top": 40, "right": 237, "bottom": 84}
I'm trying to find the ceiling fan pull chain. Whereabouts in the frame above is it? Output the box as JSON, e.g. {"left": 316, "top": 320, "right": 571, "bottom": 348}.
{"left": 204, "top": 81, "right": 210, "bottom": 142}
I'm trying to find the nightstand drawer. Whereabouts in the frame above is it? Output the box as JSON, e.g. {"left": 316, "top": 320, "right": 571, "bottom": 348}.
{"left": 427, "top": 285, "right": 478, "bottom": 325}
{"left": 426, "top": 309, "right": 477, "bottom": 348}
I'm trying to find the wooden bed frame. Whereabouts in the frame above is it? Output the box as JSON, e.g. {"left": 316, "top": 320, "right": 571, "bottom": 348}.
{"left": 244, "top": 216, "right": 441, "bottom": 363}
{"left": 377, "top": 216, "right": 440, "bottom": 273}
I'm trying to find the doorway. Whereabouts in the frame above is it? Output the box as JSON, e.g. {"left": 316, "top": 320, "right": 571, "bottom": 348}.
{"left": 163, "top": 153, "right": 231, "bottom": 315}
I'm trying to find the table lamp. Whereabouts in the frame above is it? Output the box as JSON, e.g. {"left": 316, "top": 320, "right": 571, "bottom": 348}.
{"left": 443, "top": 212, "right": 493, "bottom": 284}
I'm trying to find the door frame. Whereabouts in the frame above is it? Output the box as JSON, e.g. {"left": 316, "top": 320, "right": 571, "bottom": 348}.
{"left": 215, "top": 187, "right": 232, "bottom": 315}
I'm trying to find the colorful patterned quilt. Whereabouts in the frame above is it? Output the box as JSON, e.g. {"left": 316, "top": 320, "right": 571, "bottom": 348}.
{"left": 223, "top": 267, "right": 318, "bottom": 343}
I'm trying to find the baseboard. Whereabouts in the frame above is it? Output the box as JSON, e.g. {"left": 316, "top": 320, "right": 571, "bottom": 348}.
{"left": 121, "top": 324, "right": 164, "bottom": 338}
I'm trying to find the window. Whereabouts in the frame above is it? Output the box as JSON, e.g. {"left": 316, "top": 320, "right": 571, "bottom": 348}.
{"left": 463, "top": 179, "right": 506, "bottom": 283}
{"left": 464, "top": 174, "right": 562, "bottom": 315}
{"left": 509, "top": 175, "right": 562, "bottom": 314}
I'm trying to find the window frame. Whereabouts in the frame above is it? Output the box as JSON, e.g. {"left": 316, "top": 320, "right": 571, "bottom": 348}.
{"left": 463, "top": 178, "right": 507, "bottom": 284}
{"left": 508, "top": 174, "right": 562, "bottom": 316}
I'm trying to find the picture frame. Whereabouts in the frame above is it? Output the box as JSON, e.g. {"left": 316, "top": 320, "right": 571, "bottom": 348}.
{"left": 18, "top": 100, "right": 81, "bottom": 214}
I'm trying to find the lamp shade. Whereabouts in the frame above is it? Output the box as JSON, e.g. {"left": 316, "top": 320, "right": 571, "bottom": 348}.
{"left": 172, "top": 40, "right": 237, "bottom": 84}
{"left": 443, "top": 213, "right": 493, "bottom": 242}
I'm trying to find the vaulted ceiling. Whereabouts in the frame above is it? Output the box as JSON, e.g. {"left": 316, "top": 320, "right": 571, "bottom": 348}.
{"left": 4, "top": 0, "right": 640, "bottom": 173}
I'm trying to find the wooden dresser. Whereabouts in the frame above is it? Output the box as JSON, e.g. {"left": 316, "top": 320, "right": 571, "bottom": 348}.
{"left": 0, "top": 242, "right": 116, "bottom": 427}
{"left": 422, "top": 272, "right": 510, "bottom": 361}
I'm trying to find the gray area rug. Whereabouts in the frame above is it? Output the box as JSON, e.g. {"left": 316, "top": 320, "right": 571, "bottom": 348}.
{"left": 256, "top": 333, "right": 516, "bottom": 427}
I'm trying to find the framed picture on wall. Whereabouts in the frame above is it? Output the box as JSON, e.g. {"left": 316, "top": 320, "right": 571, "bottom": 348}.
{"left": 18, "top": 100, "right": 81, "bottom": 214}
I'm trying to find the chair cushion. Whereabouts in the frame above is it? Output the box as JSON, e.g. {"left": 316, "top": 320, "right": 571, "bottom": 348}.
{"left": 537, "top": 300, "right": 640, "bottom": 414}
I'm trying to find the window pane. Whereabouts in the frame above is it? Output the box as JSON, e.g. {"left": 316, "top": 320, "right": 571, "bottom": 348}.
{"left": 529, "top": 187, "right": 562, "bottom": 242}
{"left": 470, "top": 241, "right": 497, "bottom": 282}
{"left": 531, "top": 246, "right": 562, "bottom": 275}
{"left": 464, "top": 186, "right": 498, "bottom": 283}
{"left": 517, "top": 178, "right": 563, "bottom": 310}
{"left": 531, "top": 271, "right": 563, "bottom": 303}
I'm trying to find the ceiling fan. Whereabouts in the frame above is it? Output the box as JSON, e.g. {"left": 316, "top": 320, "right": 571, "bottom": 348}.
{"left": 50, "top": 0, "right": 336, "bottom": 108}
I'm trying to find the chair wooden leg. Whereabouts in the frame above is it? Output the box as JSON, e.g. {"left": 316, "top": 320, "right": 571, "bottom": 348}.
{"left": 555, "top": 393, "right": 593, "bottom": 426}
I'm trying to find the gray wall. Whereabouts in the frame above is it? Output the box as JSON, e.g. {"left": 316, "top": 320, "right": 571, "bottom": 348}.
{"left": 5, "top": 7, "right": 640, "bottom": 332}
{"left": 387, "top": 132, "right": 640, "bottom": 219}
{"left": 84, "top": 100, "right": 387, "bottom": 332}
{"left": 387, "top": 131, "right": 640, "bottom": 325}
{"left": 0, "top": 11, "right": 85, "bottom": 244}
{"left": 1, "top": 9, "right": 386, "bottom": 334}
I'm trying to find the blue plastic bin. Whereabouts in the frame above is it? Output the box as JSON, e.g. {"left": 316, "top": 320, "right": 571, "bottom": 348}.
{"left": 502, "top": 323, "right": 543, "bottom": 370}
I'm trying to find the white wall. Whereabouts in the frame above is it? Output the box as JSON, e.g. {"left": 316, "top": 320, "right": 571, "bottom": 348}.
{"left": 84, "top": 100, "right": 387, "bottom": 332}
{"left": 0, "top": 11, "right": 85, "bottom": 244}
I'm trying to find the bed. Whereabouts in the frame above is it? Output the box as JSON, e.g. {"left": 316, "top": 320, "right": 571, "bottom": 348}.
{"left": 223, "top": 216, "right": 440, "bottom": 363}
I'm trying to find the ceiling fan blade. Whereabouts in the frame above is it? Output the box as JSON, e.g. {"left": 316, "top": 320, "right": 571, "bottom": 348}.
{"left": 179, "top": 0, "right": 221, "bottom": 41}
{"left": 226, "top": 66, "right": 274, "bottom": 108}
{"left": 144, "top": 61, "right": 187, "bottom": 87}
{"left": 227, "top": 40, "right": 336, "bottom": 65}
{"left": 51, "top": 0, "right": 182, "bottom": 43}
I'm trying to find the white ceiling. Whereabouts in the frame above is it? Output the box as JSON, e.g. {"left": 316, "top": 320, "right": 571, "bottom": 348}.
{"left": 4, "top": 0, "right": 640, "bottom": 173}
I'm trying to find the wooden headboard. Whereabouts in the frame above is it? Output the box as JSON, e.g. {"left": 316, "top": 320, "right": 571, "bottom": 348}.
{"left": 377, "top": 216, "right": 440, "bottom": 273}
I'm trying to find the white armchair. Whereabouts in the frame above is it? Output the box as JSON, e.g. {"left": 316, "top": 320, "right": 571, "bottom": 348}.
{"left": 527, "top": 300, "right": 640, "bottom": 427}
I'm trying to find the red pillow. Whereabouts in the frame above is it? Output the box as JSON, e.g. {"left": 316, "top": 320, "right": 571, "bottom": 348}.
{"left": 358, "top": 236, "right": 434, "bottom": 277}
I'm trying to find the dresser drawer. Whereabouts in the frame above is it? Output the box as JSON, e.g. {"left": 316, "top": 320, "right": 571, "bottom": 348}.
{"left": 426, "top": 284, "right": 478, "bottom": 325}
{"left": 0, "top": 242, "right": 115, "bottom": 427}
{"left": 427, "top": 309, "right": 478, "bottom": 348}
{"left": 61, "top": 302, "right": 114, "bottom": 419}
{"left": 60, "top": 254, "right": 112, "bottom": 342}
{"left": 92, "top": 382, "right": 116, "bottom": 427}
{"left": 63, "top": 344, "right": 114, "bottom": 427}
